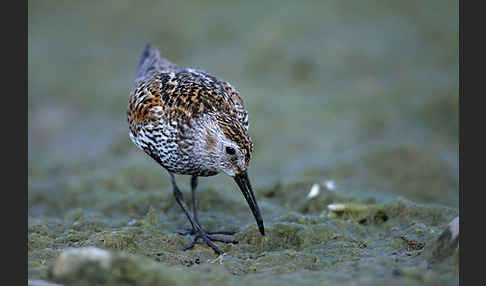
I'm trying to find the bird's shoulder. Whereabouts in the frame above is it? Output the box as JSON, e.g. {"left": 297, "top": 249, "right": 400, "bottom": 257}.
{"left": 128, "top": 68, "right": 249, "bottom": 129}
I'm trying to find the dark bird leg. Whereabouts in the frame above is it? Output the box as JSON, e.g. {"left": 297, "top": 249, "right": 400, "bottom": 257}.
{"left": 168, "top": 172, "right": 236, "bottom": 254}
{"left": 188, "top": 176, "right": 236, "bottom": 236}
{"left": 191, "top": 176, "right": 200, "bottom": 226}
{"left": 177, "top": 176, "right": 201, "bottom": 234}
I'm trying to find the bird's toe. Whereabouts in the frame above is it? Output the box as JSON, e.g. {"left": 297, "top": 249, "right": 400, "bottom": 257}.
{"left": 180, "top": 228, "right": 238, "bottom": 255}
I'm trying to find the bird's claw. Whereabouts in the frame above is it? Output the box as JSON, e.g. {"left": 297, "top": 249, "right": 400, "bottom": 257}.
{"left": 180, "top": 228, "right": 238, "bottom": 255}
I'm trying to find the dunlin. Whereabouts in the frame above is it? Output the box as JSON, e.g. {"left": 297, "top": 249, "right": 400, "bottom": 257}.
{"left": 127, "top": 44, "right": 265, "bottom": 254}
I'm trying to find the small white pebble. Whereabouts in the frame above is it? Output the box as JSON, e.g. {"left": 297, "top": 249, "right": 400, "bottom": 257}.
{"left": 327, "top": 203, "right": 346, "bottom": 211}
{"left": 323, "top": 180, "right": 335, "bottom": 191}
{"left": 448, "top": 216, "right": 459, "bottom": 239}
{"left": 51, "top": 247, "right": 112, "bottom": 278}
{"left": 307, "top": 184, "right": 320, "bottom": 199}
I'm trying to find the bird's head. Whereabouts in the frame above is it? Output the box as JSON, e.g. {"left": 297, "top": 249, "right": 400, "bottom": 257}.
{"left": 194, "top": 113, "right": 253, "bottom": 176}
{"left": 192, "top": 113, "right": 264, "bottom": 236}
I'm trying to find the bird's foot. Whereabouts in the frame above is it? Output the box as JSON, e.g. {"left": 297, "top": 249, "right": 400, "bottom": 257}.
{"left": 179, "top": 227, "right": 238, "bottom": 255}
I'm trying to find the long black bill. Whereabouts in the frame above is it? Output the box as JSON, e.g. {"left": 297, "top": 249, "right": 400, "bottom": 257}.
{"left": 234, "top": 171, "right": 265, "bottom": 236}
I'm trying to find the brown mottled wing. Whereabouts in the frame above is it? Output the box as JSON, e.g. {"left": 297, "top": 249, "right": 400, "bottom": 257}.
{"left": 129, "top": 69, "right": 245, "bottom": 124}
{"left": 127, "top": 76, "right": 165, "bottom": 131}
{"left": 190, "top": 70, "right": 249, "bottom": 131}
{"left": 212, "top": 76, "right": 249, "bottom": 131}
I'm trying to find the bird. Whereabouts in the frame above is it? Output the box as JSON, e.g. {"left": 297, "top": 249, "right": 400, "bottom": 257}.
{"left": 127, "top": 44, "right": 265, "bottom": 254}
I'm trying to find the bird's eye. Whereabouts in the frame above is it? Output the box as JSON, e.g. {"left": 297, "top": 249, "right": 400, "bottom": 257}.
{"left": 225, "top": 147, "right": 236, "bottom": 155}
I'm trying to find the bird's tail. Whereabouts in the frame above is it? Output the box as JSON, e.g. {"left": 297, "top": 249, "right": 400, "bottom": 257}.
{"left": 134, "top": 44, "right": 177, "bottom": 84}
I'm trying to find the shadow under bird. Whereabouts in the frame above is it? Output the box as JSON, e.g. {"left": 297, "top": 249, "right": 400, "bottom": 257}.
{"left": 127, "top": 44, "right": 265, "bottom": 254}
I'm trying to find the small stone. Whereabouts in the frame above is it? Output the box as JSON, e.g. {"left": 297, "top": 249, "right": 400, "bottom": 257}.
{"left": 428, "top": 216, "right": 459, "bottom": 262}
{"left": 49, "top": 247, "right": 112, "bottom": 280}
{"left": 307, "top": 184, "right": 320, "bottom": 199}
{"left": 28, "top": 279, "right": 64, "bottom": 286}
{"left": 48, "top": 247, "right": 199, "bottom": 285}
{"left": 323, "top": 180, "right": 336, "bottom": 191}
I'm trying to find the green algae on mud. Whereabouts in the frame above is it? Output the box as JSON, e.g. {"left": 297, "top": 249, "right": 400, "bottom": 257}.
{"left": 29, "top": 181, "right": 458, "bottom": 285}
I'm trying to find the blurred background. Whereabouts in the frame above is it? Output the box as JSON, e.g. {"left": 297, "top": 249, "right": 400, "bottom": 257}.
{"left": 28, "top": 0, "right": 458, "bottom": 220}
